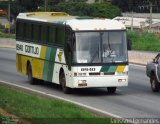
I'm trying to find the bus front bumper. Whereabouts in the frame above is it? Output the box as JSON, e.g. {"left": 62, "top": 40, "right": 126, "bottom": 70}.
{"left": 72, "top": 75, "right": 128, "bottom": 88}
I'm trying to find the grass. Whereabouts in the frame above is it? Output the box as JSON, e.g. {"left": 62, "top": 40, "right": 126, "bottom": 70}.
{"left": 127, "top": 31, "right": 160, "bottom": 52}
{"left": 0, "top": 86, "right": 115, "bottom": 124}
{"left": 0, "top": 31, "right": 15, "bottom": 39}
{"left": 0, "top": 114, "right": 17, "bottom": 124}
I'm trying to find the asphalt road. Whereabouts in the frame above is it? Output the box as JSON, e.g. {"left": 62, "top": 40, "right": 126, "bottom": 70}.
{"left": 0, "top": 48, "right": 160, "bottom": 118}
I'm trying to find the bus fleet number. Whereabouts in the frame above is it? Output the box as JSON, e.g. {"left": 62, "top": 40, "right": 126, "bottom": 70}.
{"left": 81, "top": 68, "right": 95, "bottom": 71}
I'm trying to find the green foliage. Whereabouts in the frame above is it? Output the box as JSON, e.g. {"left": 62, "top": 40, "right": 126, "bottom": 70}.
{"left": 0, "top": 1, "right": 8, "bottom": 9}
{"left": 0, "top": 1, "right": 121, "bottom": 19}
{"left": 0, "top": 113, "right": 16, "bottom": 124}
{"left": 0, "top": 24, "right": 5, "bottom": 32}
{"left": 0, "top": 32, "right": 15, "bottom": 38}
{"left": 50, "top": 2, "right": 121, "bottom": 18}
{"left": 112, "top": 0, "right": 160, "bottom": 13}
{"left": 0, "top": 114, "right": 16, "bottom": 124}
{"left": 127, "top": 31, "right": 160, "bottom": 52}
{"left": 89, "top": 3, "right": 121, "bottom": 18}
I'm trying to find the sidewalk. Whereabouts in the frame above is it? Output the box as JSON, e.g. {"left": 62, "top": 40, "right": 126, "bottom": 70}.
{"left": 0, "top": 38, "right": 158, "bottom": 65}
{"left": 0, "top": 38, "right": 16, "bottom": 48}
{"left": 128, "top": 51, "right": 158, "bottom": 65}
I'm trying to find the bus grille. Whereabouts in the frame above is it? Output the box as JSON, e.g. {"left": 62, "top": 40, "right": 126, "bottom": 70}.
{"left": 89, "top": 72, "right": 115, "bottom": 75}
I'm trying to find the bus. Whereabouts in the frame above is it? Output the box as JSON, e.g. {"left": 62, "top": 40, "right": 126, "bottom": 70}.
{"left": 16, "top": 12, "right": 128, "bottom": 94}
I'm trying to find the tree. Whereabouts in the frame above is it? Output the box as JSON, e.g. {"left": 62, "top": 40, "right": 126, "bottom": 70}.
{"left": 112, "top": 0, "right": 160, "bottom": 13}
{"left": 17, "top": 0, "right": 42, "bottom": 11}
{"left": 51, "top": 2, "right": 121, "bottom": 18}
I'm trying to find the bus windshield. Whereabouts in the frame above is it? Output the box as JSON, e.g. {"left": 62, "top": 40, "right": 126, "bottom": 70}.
{"left": 72, "top": 31, "right": 128, "bottom": 64}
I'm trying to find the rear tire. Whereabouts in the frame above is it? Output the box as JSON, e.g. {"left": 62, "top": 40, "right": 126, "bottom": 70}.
{"left": 107, "top": 87, "right": 117, "bottom": 94}
{"left": 59, "top": 71, "right": 71, "bottom": 94}
{"left": 27, "top": 64, "right": 37, "bottom": 85}
{"left": 150, "top": 74, "right": 159, "bottom": 92}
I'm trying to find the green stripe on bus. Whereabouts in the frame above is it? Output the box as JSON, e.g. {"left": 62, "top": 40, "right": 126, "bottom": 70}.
{"left": 108, "top": 66, "right": 117, "bottom": 72}
{"left": 50, "top": 48, "right": 57, "bottom": 61}
{"left": 43, "top": 47, "right": 57, "bottom": 81}
{"left": 46, "top": 47, "right": 51, "bottom": 60}
{"left": 47, "top": 48, "right": 56, "bottom": 81}
{"left": 43, "top": 60, "right": 49, "bottom": 80}
{"left": 100, "top": 66, "right": 117, "bottom": 72}
{"left": 47, "top": 62, "right": 54, "bottom": 81}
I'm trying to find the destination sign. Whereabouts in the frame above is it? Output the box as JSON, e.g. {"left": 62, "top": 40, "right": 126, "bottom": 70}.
{"left": 16, "top": 41, "right": 41, "bottom": 58}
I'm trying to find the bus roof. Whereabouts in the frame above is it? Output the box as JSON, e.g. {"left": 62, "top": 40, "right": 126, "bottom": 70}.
{"left": 17, "top": 12, "right": 126, "bottom": 31}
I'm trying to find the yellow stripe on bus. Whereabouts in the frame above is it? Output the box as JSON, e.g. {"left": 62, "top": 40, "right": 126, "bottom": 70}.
{"left": 19, "top": 55, "right": 45, "bottom": 79}
{"left": 116, "top": 66, "right": 125, "bottom": 72}
{"left": 40, "top": 46, "right": 47, "bottom": 59}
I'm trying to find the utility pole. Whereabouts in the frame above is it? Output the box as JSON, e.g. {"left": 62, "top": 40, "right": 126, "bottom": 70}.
{"left": 149, "top": 1, "right": 152, "bottom": 32}
{"left": 131, "top": 10, "right": 133, "bottom": 31}
{"left": 8, "top": 0, "right": 11, "bottom": 34}
{"left": 130, "top": 0, "right": 133, "bottom": 31}
{"left": 45, "top": 0, "right": 48, "bottom": 12}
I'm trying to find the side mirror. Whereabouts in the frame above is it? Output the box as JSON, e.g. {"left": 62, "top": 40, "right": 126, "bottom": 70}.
{"left": 127, "top": 38, "right": 132, "bottom": 50}
{"left": 153, "top": 58, "right": 155, "bottom": 62}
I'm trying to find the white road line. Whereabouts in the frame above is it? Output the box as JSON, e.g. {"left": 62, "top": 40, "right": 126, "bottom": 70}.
{"left": 0, "top": 80, "right": 122, "bottom": 119}
{"left": 129, "top": 64, "right": 146, "bottom": 68}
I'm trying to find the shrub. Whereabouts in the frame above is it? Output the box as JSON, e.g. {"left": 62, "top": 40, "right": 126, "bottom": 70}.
{"left": 127, "top": 31, "right": 160, "bottom": 52}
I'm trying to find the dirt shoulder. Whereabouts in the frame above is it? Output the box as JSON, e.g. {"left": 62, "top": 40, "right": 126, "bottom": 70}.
{"left": 0, "top": 38, "right": 158, "bottom": 65}
{"left": 0, "top": 38, "right": 16, "bottom": 49}
{"left": 128, "top": 51, "right": 158, "bottom": 65}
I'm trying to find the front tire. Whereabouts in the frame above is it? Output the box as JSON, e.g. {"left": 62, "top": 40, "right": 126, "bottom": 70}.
{"left": 150, "top": 74, "right": 159, "bottom": 92}
{"left": 59, "top": 71, "right": 70, "bottom": 94}
{"left": 107, "top": 87, "right": 117, "bottom": 94}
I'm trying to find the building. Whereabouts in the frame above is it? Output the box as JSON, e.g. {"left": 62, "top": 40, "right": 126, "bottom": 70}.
{"left": 113, "top": 16, "right": 160, "bottom": 31}
{"left": 0, "top": 9, "right": 7, "bottom": 16}
{"left": 144, "top": 22, "right": 160, "bottom": 35}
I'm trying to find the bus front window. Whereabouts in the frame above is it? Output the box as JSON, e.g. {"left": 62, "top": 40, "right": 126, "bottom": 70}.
{"left": 102, "top": 32, "right": 128, "bottom": 63}
{"left": 72, "top": 31, "right": 128, "bottom": 64}
{"left": 73, "top": 32, "right": 101, "bottom": 63}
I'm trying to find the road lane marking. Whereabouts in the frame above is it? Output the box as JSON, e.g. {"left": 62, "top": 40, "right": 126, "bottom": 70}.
{"left": 0, "top": 80, "right": 122, "bottom": 119}
{"left": 129, "top": 64, "right": 146, "bottom": 68}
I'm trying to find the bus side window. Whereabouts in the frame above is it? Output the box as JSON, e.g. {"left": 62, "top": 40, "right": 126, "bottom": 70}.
{"left": 33, "top": 24, "right": 39, "bottom": 42}
{"left": 25, "top": 23, "right": 32, "bottom": 41}
{"left": 49, "top": 26, "right": 56, "bottom": 44}
{"left": 23, "top": 23, "right": 27, "bottom": 40}
{"left": 17, "top": 22, "right": 24, "bottom": 39}
{"left": 46, "top": 26, "right": 49, "bottom": 44}
{"left": 16, "top": 21, "right": 20, "bottom": 38}
{"left": 55, "top": 26, "right": 65, "bottom": 45}
{"left": 65, "top": 28, "right": 73, "bottom": 51}
{"left": 39, "top": 25, "right": 42, "bottom": 42}
{"left": 41, "top": 25, "right": 48, "bottom": 44}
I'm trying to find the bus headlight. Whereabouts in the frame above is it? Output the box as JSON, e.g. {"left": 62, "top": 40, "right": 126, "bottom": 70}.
{"left": 78, "top": 80, "right": 87, "bottom": 86}
{"left": 118, "top": 79, "right": 126, "bottom": 82}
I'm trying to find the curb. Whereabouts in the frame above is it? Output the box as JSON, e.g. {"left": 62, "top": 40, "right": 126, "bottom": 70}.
{"left": 129, "top": 62, "right": 146, "bottom": 66}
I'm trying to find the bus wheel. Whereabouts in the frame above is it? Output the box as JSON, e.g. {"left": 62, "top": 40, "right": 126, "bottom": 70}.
{"left": 150, "top": 74, "right": 159, "bottom": 92}
{"left": 107, "top": 87, "right": 117, "bottom": 94}
{"left": 59, "top": 71, "right": 70, "bottom": 94}
{"left": 27, "top": 64, "right": 36, "bottom": 85}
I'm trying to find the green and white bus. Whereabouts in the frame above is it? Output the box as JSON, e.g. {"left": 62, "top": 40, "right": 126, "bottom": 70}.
{"left": 16, "top": 12, "right": 128, "bottom": 93}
